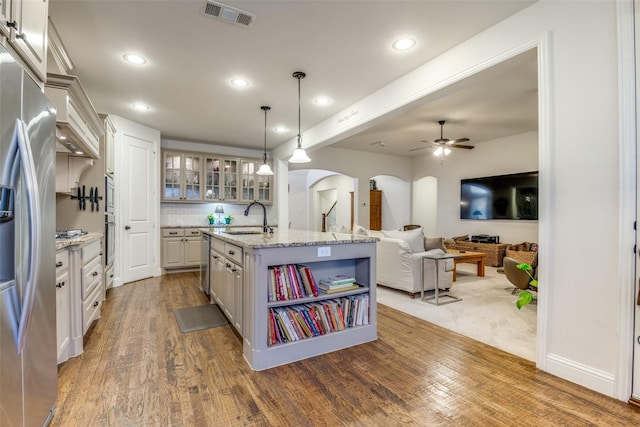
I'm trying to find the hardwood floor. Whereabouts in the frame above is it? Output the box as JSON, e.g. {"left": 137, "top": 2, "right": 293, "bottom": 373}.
{"left": 52, "top": 272, "right": 640, "bottom": 426}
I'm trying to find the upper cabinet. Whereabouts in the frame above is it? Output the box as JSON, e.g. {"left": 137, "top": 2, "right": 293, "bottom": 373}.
{"left": 163, "top": 151, "right": 203, "bottom": 202}
{"left": 240, "top": 159, "right": 272, "bottom": 204}
{"left": 0, "top": 0, "right": 48, "bottom": 82}
{"left": 162, "top": 150, "right": 273, "bottom": 204}
{"left": 45, "top": 73, "right": 104, "bottom": 159}
{"left": 103, "top": 115, "right": 115, "bottom": 177}
{"left": 204, "top": 155, "right": 239, "bottom": 202}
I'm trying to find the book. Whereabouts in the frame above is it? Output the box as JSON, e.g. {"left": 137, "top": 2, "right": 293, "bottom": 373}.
{"left": 319, "top": 274, "right": 356, "bottom": 286}
{"left": 318, "top": 283, "right": 360, "bottom": 294}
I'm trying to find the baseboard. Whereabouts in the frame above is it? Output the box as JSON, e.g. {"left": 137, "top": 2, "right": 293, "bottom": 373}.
{"left": 545, "top": 353, "right": 615, "bottom": 398}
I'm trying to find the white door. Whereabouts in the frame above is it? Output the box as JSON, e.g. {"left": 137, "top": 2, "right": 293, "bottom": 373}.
{"left": 113, "top": 116, "right": 160, "bottom": 285}
{"left": 632, "top": 0, "right": 640, "bottom": 404}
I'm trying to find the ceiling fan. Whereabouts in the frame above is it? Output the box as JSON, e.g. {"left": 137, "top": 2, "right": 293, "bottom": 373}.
{"left": 409, "top": 120, "right": 474, "bottom": 153}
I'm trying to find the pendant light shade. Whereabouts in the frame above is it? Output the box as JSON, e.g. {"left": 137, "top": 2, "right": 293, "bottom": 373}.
{"left": 288, "top": 71, "right": 311, "bottom": 163}
{"left": 256, "top": 106, "right": 274, "bottom": 176}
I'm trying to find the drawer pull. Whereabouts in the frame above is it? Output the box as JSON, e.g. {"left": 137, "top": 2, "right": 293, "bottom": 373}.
{"left": 109, "top": 274, "right": 114, "bottom": 278}
{"left": 92, "top": 271, "right": 99, "bottom": 277}
{"left": 93, "top": 301, "right": 99, "bottom": 307}
{"left": 56, "top": 281, "right": 64, "bottom": 288}
{"left": 169, "top": 231, "right": 178, "bottom": 235}
{"left": 228, "top": 250, "right": 235, "bottom": 255}
{"left": 56, "top": 261, "right": 63, "bottom": 267}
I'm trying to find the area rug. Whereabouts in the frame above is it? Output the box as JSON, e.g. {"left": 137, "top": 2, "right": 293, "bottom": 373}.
{"left": 376, "top": 264, "right": 537, "bottom": 361}
{"left": 174, "top": 303, "right": 229, "bottom": 333}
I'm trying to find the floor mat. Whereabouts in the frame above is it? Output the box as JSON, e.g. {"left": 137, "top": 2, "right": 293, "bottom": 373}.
{"left": 174, "top": 303, "right": 229, "bottom": 333}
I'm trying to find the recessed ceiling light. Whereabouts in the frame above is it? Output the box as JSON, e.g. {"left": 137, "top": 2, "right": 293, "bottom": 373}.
{"left": 58, "top": 135, "right": 67, "bottom": 140}
{"left": 231, "top": 78, "right": 249, "bottom": 87}
{"left": 123, "top": 53, "right": 147, "bottom": 65}
{"left": 314, "top": 97, "right": 330, "bottom": 105}
{"left": 392, "top": 38, "right": 416, "bottom": 51}
{"left": 74, "top": 150, "right": 84, "bottom": 155}
{"left": 273, "top": 126, "right": 288, "bottom": 133}
{"left": 131, "top": 103, "right": 150, "bottom": 111}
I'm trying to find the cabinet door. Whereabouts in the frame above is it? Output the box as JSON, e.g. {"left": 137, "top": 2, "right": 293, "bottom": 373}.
{"left": 232, "top": 264, "right": 243, "bottom": 334}
{"left": 162, "top": 237, "right": 184, "bottom": 268}
{"left": 222, "top": 158, "right": 239, "bottom": 201}
{"left": 210, "top": 252, "right": 224, "bottom": 303}
{"left": 11, "top": 0, "right": 48, "bottom": 82}
{"left": 184, "top": 237, "right": 201, "bottom": 267}
{"left": 0, "top": 0, "right": 11, "bottom": 37}
{"left": 183, "top": 153, "right": 202, "bottom": 201}
{"left": 56, "top": 269, "right": 70, "bottom": 363}
{"left": 203, "top": 156, "right": 221, "bottom": 201}
{"left": 104, "top": 116, "right": 115, "bottom": 176}
{"left": 163, "top": 152, "right": 182, "bottom": 201}
{"left": 240, "top": 160, "right": 256, "bottom": 202}
{"left": 222, "top": 260, "right": 235, "bottom": 321}
{"left": 256, "top": 169, "right": 272, "bottom": 203}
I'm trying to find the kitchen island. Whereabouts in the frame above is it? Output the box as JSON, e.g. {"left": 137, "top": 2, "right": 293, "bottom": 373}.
{"left": 201, "top": 228, "right": 378, "bottom": 370}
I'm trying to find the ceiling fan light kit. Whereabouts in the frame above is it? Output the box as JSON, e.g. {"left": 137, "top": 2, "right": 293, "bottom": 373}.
{"left": 410, "top": 120, "right": 474, "bottom": 157}
{"left": 289, "top": 71, "right": 311, "bottom": 163}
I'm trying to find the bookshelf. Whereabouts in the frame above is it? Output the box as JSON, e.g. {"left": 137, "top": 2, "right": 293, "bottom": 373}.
{"left": 242, "top": 240, "right": 377, "bottom": 370}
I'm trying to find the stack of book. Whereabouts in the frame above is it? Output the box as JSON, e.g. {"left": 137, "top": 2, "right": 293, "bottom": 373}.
{"left": 268, "top": 264, "right": 319, "bottom": 302}
{"left": 318, "top": 274, "right": 360, "bottom": 294}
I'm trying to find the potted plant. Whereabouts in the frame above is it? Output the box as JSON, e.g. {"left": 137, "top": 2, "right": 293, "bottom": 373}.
{"left": 515, "top": 262, "right": 538, "bottom": 309}
{"left": 207, "top": 213, "right": 215, "bottom": 225}
{"left": 225, "top": 214, "right": 233, "bottom": 224}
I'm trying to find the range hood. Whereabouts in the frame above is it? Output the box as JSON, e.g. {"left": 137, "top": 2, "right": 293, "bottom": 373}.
{"left": 45, "top": 73, "right": 103, "bottom": 159}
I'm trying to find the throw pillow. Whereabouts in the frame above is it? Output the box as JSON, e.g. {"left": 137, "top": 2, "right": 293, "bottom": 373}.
{"left": 424, "top": 236, "right": 446, "bottom": 252}
{"left": 382, "top": 227, "right": 424, "bottom": 253}
{"left": 352, "top": 224, "right": 368, "bottom": 236}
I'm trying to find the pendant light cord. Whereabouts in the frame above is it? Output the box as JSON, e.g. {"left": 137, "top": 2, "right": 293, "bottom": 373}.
{"left": 293, "top": 71, "right": 306, "bottom": 148}
{"left": 264, "top": 107, "right": 268, "bottom": 162}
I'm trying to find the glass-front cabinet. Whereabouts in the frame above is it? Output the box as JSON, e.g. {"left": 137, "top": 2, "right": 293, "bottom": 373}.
{"left": 204, "top": 155, "right": 239, "bottom": 202}
{"left": 163, "top": 151, "right": 203, "bottom": 201}
{"left": 240, "top": 159, "right": 272, "bottom": 204}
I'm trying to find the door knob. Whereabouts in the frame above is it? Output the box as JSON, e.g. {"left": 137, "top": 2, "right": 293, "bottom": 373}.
{"left": 125, "top": 225, "right": 131, "bottom": 230}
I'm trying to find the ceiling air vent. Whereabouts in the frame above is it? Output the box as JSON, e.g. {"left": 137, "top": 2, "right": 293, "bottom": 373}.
{"left": 201, "top": 1, "right": 255, "bottom": 28}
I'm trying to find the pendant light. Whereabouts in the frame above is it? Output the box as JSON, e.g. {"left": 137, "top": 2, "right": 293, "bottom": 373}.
{"left": 288, "top": 71, "right": 311, "bottom": 163}
{"left": 256, "top": 106, "right": 274, "bottom": 175}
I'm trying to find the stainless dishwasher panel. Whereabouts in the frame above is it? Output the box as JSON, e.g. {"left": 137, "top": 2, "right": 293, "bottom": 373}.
{"left": 200, "top": 234, "right": 210, "bottom": 295}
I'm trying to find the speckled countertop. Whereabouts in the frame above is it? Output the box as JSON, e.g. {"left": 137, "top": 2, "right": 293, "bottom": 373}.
{"left": 55, "top": 232, "right": 103, "bottom": 251}
{"left": 161, "top": 224, "right": 277, "bottom": 229}
{"left": 201, "top": 228, "right": 377, "bottom": 249}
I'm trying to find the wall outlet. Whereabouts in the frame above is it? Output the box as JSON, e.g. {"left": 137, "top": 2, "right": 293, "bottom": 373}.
{"left": 317, "top": 246, "right": 331, "bottom": 257}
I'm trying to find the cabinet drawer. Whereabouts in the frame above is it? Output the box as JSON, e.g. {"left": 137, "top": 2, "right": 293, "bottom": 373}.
{"left": 105, "top": 264, "right": 114, "bottom": 290}
{"left": 211, "top": 237, "right": 225, "bottom": 254}
{"left": 82, "top": 255, "right": 102, "bottom": 300}
{"left": 82, "top": 283, "right": 102, "bottom": 335}
{"left": 184, "top": 228, "right": 201, "bottom": 237}
{"left": 56, "top": 250, "right": 69, "bottom": 273}
{"left": 162, "top": 228, "right": 184, "bottom": 237}
{"left": 224, "top": 243, "right": 243, "bottom": 266}
{"left": 81, "top": 240, "right": 101, "bottom": 263}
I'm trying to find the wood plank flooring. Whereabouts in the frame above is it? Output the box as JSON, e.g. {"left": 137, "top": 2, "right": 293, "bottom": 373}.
{"left": 51, "top": 272, "right": 640, "bottom": 426}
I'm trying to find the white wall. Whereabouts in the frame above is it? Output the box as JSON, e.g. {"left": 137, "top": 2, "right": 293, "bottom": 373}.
{"left": 309, "top": 174, "right": 354, "bottom": 231}
{"left": 371, "top": 175, "right": 411, "bottom": 230}
{"left": 274, "top": 0, "right": 627, "bottom": 398}
{"left": 413, "top": 131, "right": 539, "bottom": 244}
{"left": 412, "top": 176, "right": 437, "bottom": 236}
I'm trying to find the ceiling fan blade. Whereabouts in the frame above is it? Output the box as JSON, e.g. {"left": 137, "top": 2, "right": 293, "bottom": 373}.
{"left": 447, "top": 137, "right": 470, "bottom": 144}
{"left": 409, "top": 146, "right": 430, "bottom": 152}
{"left": 449, "top": 144, "right": 474, "bottom": 150}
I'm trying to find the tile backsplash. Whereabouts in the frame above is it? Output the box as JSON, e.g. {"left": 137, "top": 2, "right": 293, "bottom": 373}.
{"left": 161, "top": 203, "right": 273, "bottom": 227}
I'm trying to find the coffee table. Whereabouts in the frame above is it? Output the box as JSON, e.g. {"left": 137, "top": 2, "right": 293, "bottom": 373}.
{"left": 447, "top": 249, "right": 486, "bottom": 281}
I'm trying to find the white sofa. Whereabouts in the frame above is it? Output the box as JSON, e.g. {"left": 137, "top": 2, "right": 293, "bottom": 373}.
{"left": 354, "top": 226, "right": 454, "bottom": 298}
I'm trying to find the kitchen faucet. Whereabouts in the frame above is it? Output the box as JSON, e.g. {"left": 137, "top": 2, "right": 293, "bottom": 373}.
{"left": 244, "top": 200, "right": 271, "bottom": 233}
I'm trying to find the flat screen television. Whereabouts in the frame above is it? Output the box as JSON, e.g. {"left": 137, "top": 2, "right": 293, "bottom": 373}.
{"left": 460, "top": 171, "right": 538, "bottom": 220}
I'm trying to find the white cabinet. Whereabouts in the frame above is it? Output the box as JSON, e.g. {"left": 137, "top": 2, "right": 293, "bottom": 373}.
{"left": 55, "top": 249, "right": 70, "bottom": 364}
{"left": 162, "top": 151, "right": 203, "bottom": 202}
{"left": 0, "top": 0, "right": 48, "bottom": 82}
{"left": 203, "top": 155, "right": 239, "bottom": 202}
{"left": 55, "top": 153, "right": 93, "bottom": 194}
{"left": 161, "top": 228, "right": 202, "bottom": 269}
{"left": 240, "top": 159, "right": 272, "bottom": 204}
{"left": 209, "top": 238, "right": 243, "bottom": 334}
{"left": 80, "top": 239, "right": 102, "bottom": 335}
{"left": 45, "top": 73, "right": 104, "bottom": 159}
{"left": 104, "top": 115, "right": 115, "bottom": 177}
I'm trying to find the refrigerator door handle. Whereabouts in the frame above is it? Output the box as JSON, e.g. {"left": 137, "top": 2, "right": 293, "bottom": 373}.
{"left": 13, "top": 119, "right": 42, "bottom": 354}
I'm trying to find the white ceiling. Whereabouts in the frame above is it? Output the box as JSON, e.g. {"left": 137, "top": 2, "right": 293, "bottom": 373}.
{"left": 48, "top": 0, "right": 537, "bottom": 156}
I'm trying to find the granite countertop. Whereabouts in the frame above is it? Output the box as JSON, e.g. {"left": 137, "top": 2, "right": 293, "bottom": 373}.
{"left": 55, "top": 232, "right": 103, "bottom": 251}
{"left": 201, "top": 228, "right": 377, "bottom": 249}
{"left": 161, "top": 224, "right": 277, "bottom": 229}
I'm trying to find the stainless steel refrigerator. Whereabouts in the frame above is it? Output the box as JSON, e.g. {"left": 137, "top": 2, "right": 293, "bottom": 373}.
{"left": 0, "top": 45, "right": 57, "bottom": 426}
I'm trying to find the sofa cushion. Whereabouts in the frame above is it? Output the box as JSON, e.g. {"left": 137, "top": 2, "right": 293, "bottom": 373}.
{"left": 382, "top": 227, "right": 424, "bottom": 253}
{"left": 424, "top": 236, "right": 446, "bottom": 252}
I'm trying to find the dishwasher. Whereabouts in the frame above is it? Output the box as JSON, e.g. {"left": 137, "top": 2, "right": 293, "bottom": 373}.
{"left": 199, "top": 234, "right": 211, "bottom": 296}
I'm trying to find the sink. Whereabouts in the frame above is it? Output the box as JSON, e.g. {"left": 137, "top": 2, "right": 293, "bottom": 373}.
{"left": 223, "top": 230, "right": 263, "bottom": 235}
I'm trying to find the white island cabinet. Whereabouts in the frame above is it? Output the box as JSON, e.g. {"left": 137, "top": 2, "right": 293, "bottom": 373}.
{"left": 203, "top": 229, "right": 378, "bottom": 371}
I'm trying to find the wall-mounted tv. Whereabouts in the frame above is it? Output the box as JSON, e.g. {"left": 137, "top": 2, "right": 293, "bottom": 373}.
{"left": 460, "top": 171, "right": 538, "bottom": 220}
